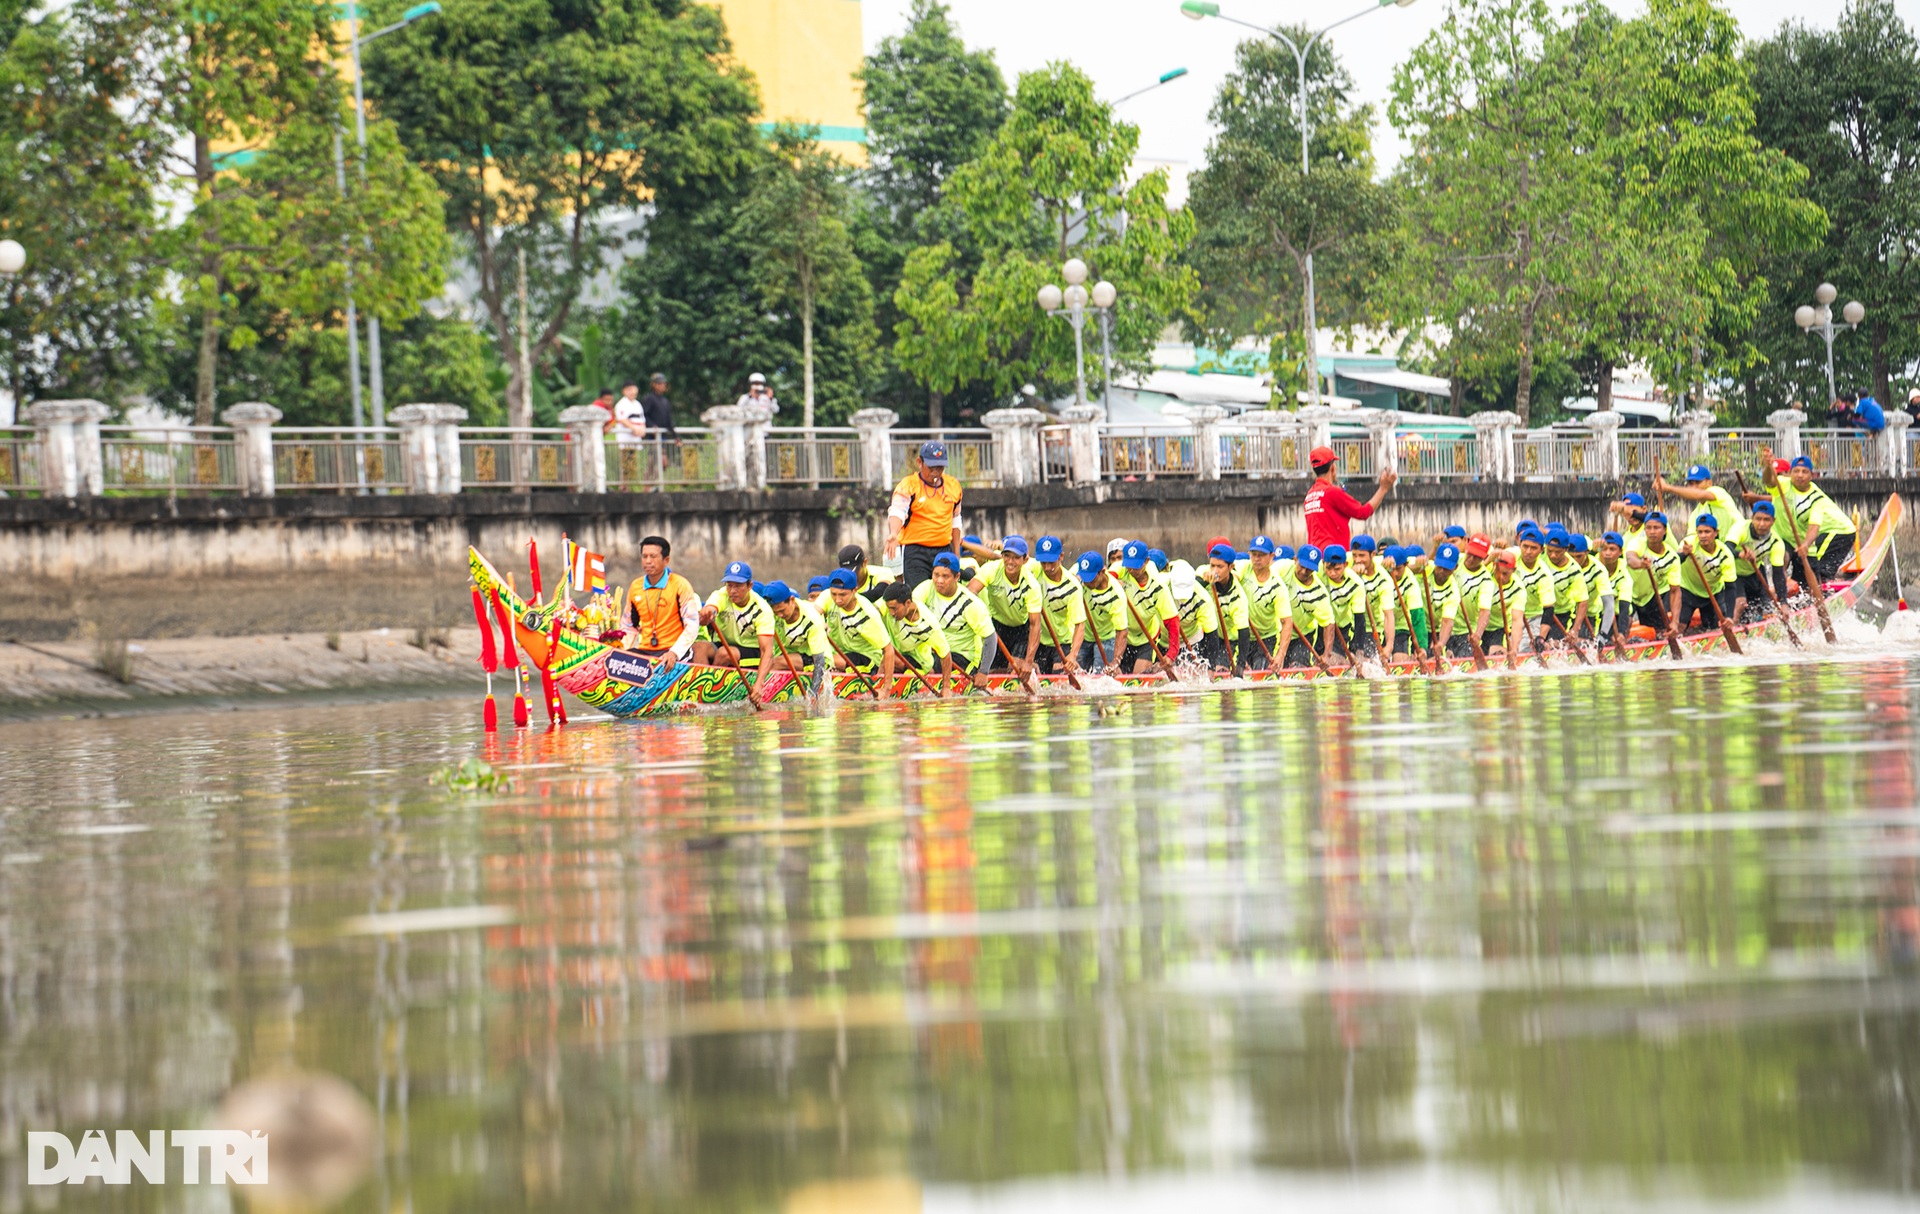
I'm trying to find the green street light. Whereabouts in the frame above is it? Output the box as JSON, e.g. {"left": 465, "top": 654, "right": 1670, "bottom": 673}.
{"left": 401, "top": 1, "right": 442, "bottom": 19}
{"left": 1177, "top": 0, "right": 1419, "bottom": 406}
{"left": 1113, "top": 66, "right": 1192, "bottom": 106}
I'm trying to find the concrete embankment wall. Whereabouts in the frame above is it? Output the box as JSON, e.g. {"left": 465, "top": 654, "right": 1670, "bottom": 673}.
{"left": 0, "top": 478, "right": 1909, "bottom": 640}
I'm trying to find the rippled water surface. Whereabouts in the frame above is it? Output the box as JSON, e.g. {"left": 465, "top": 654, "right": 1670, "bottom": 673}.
{"left": 6, "top": 656, "right": 1920, "bottom": 1212}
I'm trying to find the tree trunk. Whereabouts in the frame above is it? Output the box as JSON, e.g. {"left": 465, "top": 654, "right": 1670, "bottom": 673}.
{"left": 193, "top": 130, "right": 218, "bottom": 425}
{"left": 801, "top": 290, "right": 815, "bottom": 430}
{"left": 1513, "top": 304, "right": 1536, "bottom": 426}
{"left": 1596, "top": 358, "right": 1613, "bottom": 412}
{"left": 929, "top": 389, "right": 944, "bottom": 428}
{"left": 1448, "top": 363, "right": 1465, "bottom": 417}
{"left": 1872, "top": 319, "right": 1891, "bottom": 405}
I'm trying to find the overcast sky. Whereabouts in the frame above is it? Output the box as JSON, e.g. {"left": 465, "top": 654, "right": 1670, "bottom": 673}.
{"left": 860, "top": 0, "right": 1920, "bottom": 173}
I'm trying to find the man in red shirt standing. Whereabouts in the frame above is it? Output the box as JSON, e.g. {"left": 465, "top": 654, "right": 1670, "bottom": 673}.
{"left": 1302, "top": 445, "right": 1397, "bottom": 551}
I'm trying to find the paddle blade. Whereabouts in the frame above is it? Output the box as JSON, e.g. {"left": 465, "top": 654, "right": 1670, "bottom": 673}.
{"left": 482, "top": 694, "right": 498, "bottom": 732}
{"left": 472, "top": 588, "right": 498, "bottom": 672}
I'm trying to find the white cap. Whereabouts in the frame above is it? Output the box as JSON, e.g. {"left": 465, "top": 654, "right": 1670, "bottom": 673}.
{"left": 1021, "top": 383, "right": 1037, "bottom": 396}
{"left": 748, "top": 372, "right": 766, "bottom": 384}
{"left": 1107, "top": 536, "right": 1127, "bottom": 553}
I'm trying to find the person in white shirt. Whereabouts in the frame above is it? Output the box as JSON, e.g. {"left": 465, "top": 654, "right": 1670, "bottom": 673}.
{"left": 735, "top": 372, "right": 778, "bottom": 414}
{"left": 612, "top": 381, "right": 647, "bottom": 446}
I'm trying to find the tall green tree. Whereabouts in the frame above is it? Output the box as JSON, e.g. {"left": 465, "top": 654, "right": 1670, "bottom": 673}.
{"left": 1185, "top": 33, "right": 1397, "bottom": 407}
{"left": 855, "top": 0, "right": 1007, "bottom": 424}
{"left": 361, "top": 0, "right": 762, "bottom": 429}
{"left": 893, "top": 63, "right": 1198, "bottom": 407}
{"left": 735, "top": 127, "right": 875, "bottom": 428}
{"left": 1748, "top": 0, "right": 1920, "bottom": 408}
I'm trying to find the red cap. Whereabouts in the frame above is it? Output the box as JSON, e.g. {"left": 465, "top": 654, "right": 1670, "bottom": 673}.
{"left": 1774, "top": 458, "right": 1791, "bottom": 473}
{"left": 1465, "top": 535, "right": 1491, "bottom": 558}
{"left": 1207, "top": 535, "right": 1231, "bottom": 552}
{"left": 1494, "top": 550, "right": 1517, "bottom": 567}
{"left": 1309, "top": 445, "right": 1337, "bottom": 468}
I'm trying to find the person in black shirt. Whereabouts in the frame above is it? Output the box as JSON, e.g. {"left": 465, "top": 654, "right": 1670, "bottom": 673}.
{"left": 640, "top": 372, "right": 675, "bottom": 436}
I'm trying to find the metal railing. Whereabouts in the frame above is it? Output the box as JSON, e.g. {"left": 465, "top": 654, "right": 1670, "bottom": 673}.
{"left": 1512, "top": 431, "right": 1599, "bottom": 480}
{"left": 272, "top": 428, "right": 404, "bottom": 493}
{"left": 459, "top": 428, "right": 573, "bottom": 491}
{"left": 890, "top": 428, "right": 998, "bottom": 486}
{"left": 1395, "top": 431, "right": 1477, "bottom": 480}
{"left": 1330, "top": 435, "right": 1375, "bottom": 480}
{"left": 764, "top": 427, "right": 864, "bottom": 487}
{"left": 1102, "top": 427, "right": 1198, "bottom": 479}
{"left": 1040, "top": 425, "right": 1073, "bottom": 482}
{"left": 100, "top": 426, "right": 240, "bottom": 494}
{"left": 1619, "top": 429, "right": 1687, "bottom": 479}
{"left": 607, "top": 429, "right": 720, "bottom": 491}
{"left": 1801, "top": 428, "right": 1874, "bottom": 478}
{"left": 0, "top": 428, "right": 40, "bottom": 495}
{"left": 1702, "top": 429, "right": 1774, "bottom": 476}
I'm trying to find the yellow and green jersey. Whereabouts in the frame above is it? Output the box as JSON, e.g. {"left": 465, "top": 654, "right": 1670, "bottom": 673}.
{"left": 1281, "top": 571, "right": 1334, "bottom": 634}
{"left": 1623, "top": 535, "right": 1681, "bottom": 605}
{"left": 1208, "top": 571, "right": 1250, "bottom": 634}
{"left": 1675, "top": 540, "right": 1737, "bottom": 598}
{"left": 771, "top": 601, "right": 831, "bottom": 661}
{"left": 1237, "top": 567, "right": 1287, "bottom": 638}
{"left": 822, "top": 593, "right": 891, "bottom": 661}
{"left": 1031, "top": 567, "right": 1087, "bottom": 646}
{"left": 703, "top": 587, "right": 774, "bottom": 654}
{"left": 1117, "top": 571, "right": 1177, "bottom": 645}
{"left": 913, "top": 582, "right": 993, "bottom": 666}
{"left": 1358, "top": 567, "right": 1396, "bottom": 632}
{"left": 1687, "top": 485, "right": 1744, "bottom": 533}
{"left": 1450, "top": 565, "right": 1493, "bottom": 626}
{"left": 1513, "top": 556, "right": 1557, "bottom": 616}
{"left": 1776, "top": 481, "right": 1855, "bottom": 557}
{"left": 1323, "top": 572, "right": 1368, "bottom": 629}
{"left": 1730, "top": 519, "right": 1787, "bottom": 576}
{"left": 974, "top": 559, "right": 1040, "bottom": 628}
{"left": 1544, "top": 555, "right": 1587, "bottom": 609}
{"left": 1171, "top": 583, "right": 1219, "bottom": 639}
{"left": 886, "top": 606, "right": 952, "bottom": 669}
{"left": 1080, "top": 576, "right": 1126, "bottom": 642}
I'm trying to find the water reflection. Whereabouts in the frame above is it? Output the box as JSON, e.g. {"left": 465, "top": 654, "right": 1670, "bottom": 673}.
{"left": 0, "top": 659, "right": 1918, "bottom": 1210}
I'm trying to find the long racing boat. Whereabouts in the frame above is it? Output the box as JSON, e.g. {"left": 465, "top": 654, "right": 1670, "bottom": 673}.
{"left": 469, "top": 494, "right": 1903, "bottom": 719}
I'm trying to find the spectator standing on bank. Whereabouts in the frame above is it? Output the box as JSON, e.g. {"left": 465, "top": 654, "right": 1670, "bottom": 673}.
{"left": 1906, "top": 389, "right": 1920, "bottom": 423}
{"left": 736, "top": 372, "right": 778, "bottom": 414}
{"left": 586, "top": 387, "right": 616, "bottom": 432}
{"left": 640, "top": 372, "right": 676, "bottom": 436}
{"left": 1831, "top": 390, "right": 1886, "bottom": 433}
{"left": 613, "top": 381, "right": 648, "bottom": 446}
{"left": 1302, "top": 444, "right": 1397, "bottom": 551}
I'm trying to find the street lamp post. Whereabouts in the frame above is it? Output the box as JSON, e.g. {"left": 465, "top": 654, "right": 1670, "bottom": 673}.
{"left": 0, "top": 239, "right": 23, "bottom": 425}
{"left": 1037, "top": 261, "right": 1120, "bottom": 418}
{"left": 1181, "top": 0, "right": 1417, "bottom": 407}
{"left": 1112, "top": 67, "right": 1190, "bottom": 107}
{"left": 1793, "top": 282, "right": 1865, "bottom": 403}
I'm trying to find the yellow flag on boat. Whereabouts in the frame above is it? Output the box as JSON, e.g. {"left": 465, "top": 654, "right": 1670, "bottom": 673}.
{"left": 565, "top": 539, "right": 607, "bottom": 595}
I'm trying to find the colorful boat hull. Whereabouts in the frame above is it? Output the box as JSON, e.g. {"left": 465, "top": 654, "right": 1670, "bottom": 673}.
{"left": 468, "top": 494, "right": 1902, "bottom": 717}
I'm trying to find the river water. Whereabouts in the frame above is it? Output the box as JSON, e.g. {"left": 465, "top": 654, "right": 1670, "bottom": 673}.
{"left": 4, "top": 652, "right": 1920, "bottom": 1212}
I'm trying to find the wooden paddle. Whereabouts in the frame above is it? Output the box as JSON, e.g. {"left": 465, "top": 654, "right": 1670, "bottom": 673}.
{"left": 1038, "top": 602, "right": 1084, "bottom": 691}
{"left": 1206, "top": 575, "right": 1241, "bottom": 676}
{"left": 1329, "top": 613, "right": 1369, "bottom": 680}
{"left": 1741, "top": 469, "right": 1835, "bottom": 643}
{"left": 1486, "top": 570, "right": 1521, "bottom": 672}
{"left": 1683, "top": 544, "right": 1744, "bottom": 655}
{"left": 1119, "top": 577, "right": 1179, "bottom": 682}
{"left": 1394, "top": 572, "right": 1435, "bottom": 674}
{"left": 1740, "top": 542, "right": 1802, "bottom": 649}
{"left": 823, "top": 632, "right": 880, "bottom": 699}
{"left": 1642, "top": 549, "right": 1686, "bottom": 659}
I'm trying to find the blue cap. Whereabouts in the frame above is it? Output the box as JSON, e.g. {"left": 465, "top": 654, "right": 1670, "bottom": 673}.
{"left": 1148, "top": 547, "right": 1168, "bottom": 570}
{"left": 1322, "top": 544, "right": 1348, "bottom": 564}
{"left": 827, "top": 568, "right": 857, "bottom": 590}
{"left": 1570, "top": 534, "right": 1589, "bottom": 553}
{"left": 807, "top": 575, "right": 829, "bottom": 593}
{"left": 933, "top": 552, "right": 961, "bottom": 572}
{"left": 1519, "top": 526, "right": 1545, "bottom": 544}
{"left": 1036, "top": 535, "right": 1064, "bottom": 561}
{"left": 1384, "top": 545, "right": 1405, "bottom": 562}
{"left": 1276, "top": 545, "right": 1296, "bottom": 560}
{"left": 1405, "top": 544, "right": 1426, "bottom": 558}
{"left": 1433, "top": 543, "right": 1461, "bottom": 571}
{"left": 1545, "top": 530, "right": 1568, "bottom": 548}
{"left": 1601, "top": 531, "right": 1624, "bottom": 547}
{"left": 1120, "top": 540, "right": 1149, "bottom": 570}
{"left": 963, "top": 533, "right": 980, "bottom": 545}
{"left": 750, "top": 580, "right": 767, "bottom": 597}
{"left": 1686, "top": 463, "right": 1711, "bottom": 481}
{"left": 1350, "top": 535, "right": 1377, "bottom": 552}
{"left": 1791, "top": 455, "right": 1814, "bottom": 470}
{"left": 1696, "top": 513, "right": 1719, "bottom": 532}
{"left": 920, "top": 441, "right": 948, "bottom": 466}
{"left": 724, "top": 560, "right": 752, "bottom": 583}
{"left": 1645, "top": 510, "right": 1667, "bottom": 525}
{"left": 761, "top": 580, "right": 793, "bottom": 605}
{"left": 1249, "top": 534, "right": 1276, "bottom": 554}
{"left": 1752, "top": 500, "right": 1774, "bottom": 516}
{"left": 1002, "top": 535, "right": 1029, "bottom": 557}
{"left": 1517, "top": 518, "right": 1538, "bottom": 531}
{"left": 1623, "top": 492, "right": 1646, "bottom": 507}
{"left": 1444, "top": 525, "right": 1467, "bottom": 539}
{"left": 1208, "top": 543, "right": 1236, "bottom": 563}
{"left": 1075, "top": 551, "right": 1105, "bottom": 583}
{"left": 1295, "top": 544, "right": 1322, "bottom": 572}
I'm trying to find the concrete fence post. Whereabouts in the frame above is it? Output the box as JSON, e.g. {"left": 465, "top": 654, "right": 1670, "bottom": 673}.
{"left": 1186, "top": 404, "right": 1230, "bottom": 481}
{"left": 1677, "top": 409, "right": 1716, "bottom": 463}
{"left": 26, "top": 399, "right": 110, "bottom": 498}
{"left": 1294, "top": 405, "right": 1336, "bottom": 455}
{"left": 391, "top": 403, "right": 466, "bottom": 493}
{"left": 1063, "top": 405, "right": 1103, "bottom": 486}
{"left": 850, "top": 407, "right": 899, "bottom": 489}
{"left": 982, "top": 406, "right": 1047, "bottom": 487}
{"left": 737, "top": 401, "right": 776, "bottom": 491}
{"left": 1584, "top": 409, "right": 1624, "bottom": 481}
{"left": 701, "top": 405, "right": 749, "bottom": 491}
{"left": 1767, "top": 408, "right": 1807, "bottom": 462}
{"left": 221, "top": 401, "right": 282, "bottom": 497}
{"left": 1884, "top": 411, "right": 1910, "bottom": 477}
{"left": 558, "top": 406, "right": 608, "bottom": 493}
{"left": 1470, "top": 410, "right": 1519, "bottom": 483}
{"left": 1362, "top": 408, "right": 1403, "bottom": 477}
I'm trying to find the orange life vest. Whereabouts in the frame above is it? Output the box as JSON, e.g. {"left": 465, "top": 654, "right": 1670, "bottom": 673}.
{"left": 625, "top": 571, "right": 695, "bottom": 650}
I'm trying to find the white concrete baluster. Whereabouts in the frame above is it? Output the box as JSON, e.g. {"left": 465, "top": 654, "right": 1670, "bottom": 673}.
{"left": 221, "top": 402, "right": 283, "bottom": 497}
{"left": 851, "top": 407, "right": 899, "bottom": 489}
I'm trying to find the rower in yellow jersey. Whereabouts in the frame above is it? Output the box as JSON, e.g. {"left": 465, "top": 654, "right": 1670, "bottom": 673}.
{"left": 1235, "top": 535, "right": 1288, "bottom": 670}
{"left": 1114, "top": 541, "right": 1182, "bottom": 676}
{"left": 1349, "top": 536, "right": 1397, "bottom": 657}
{"left": 913, "top": 553, "right": 996, "bottom": 688}
{"left": 819, "top": 568, "right": 902, "bottom": 685}
{"left": 1272, "top": 544, "right": 1336, "bottom": 668}
{"left": 1623, "top": 511, "right": 1683, "bottom": 633}
{"left": 967, "top": 535, "right": 1042, "bottom": 677}
{"left": 1074, "top": 551, "right": 1126, "bottom": 672}
{"left": 881, "top": 580, "right": 958, "bottom": 693}
{"left": 1205, "top": 543, "right": 1252, "bottom": 667}
{"left": 759, "top": 580, "right": 830, "bottom": 696}
{"left": 1027, "top": 536, "right": 1087, "bottom": 676}
{"left": 1168, "top": 561, "right": 1231, "bottom": 671}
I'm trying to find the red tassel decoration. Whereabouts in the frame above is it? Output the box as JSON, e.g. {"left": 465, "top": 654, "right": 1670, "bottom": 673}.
{"left": 490, "top": 589, "right": 529, "bottom": 728}
{"left": 528, "top": 538, "right": 545, "bottom": 601}
{"left": 471, "top": 588, "right": 499, "bottom": 732}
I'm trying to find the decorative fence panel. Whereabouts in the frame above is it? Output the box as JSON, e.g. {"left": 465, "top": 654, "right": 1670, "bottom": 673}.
{"left": 764, "top": 428, "right": 865, "bottom": 487}
{"left": 607, "top": 430, "right": 720, "bottom": 491}
{"left": 272, "top": 428, "right": 404, "bottom": 492}
{"left": 0, "top": 428, "right": 40, "bottom": 495}
{"left": 100, "top": 427, "right": 240, "bottom": 494}
{"left": 460, "top": 429, "right": 572, "bottom": 491}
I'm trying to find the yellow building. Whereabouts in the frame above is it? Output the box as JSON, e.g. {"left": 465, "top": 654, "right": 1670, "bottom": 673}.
{"left": 716, "top": 0, "right": 868, "bottom": 162}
